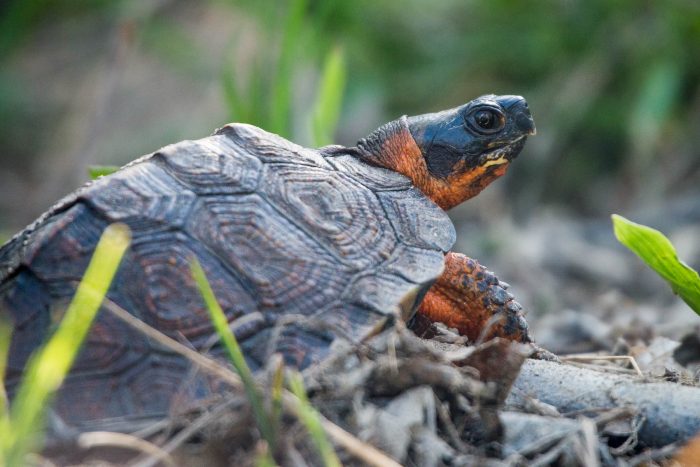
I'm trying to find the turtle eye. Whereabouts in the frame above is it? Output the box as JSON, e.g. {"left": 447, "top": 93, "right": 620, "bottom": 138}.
{"left": 475, "top": 110, "right": 495, "bottom": 129}
{"left": 468, "top": 108, "right": 505, "bottom": 134}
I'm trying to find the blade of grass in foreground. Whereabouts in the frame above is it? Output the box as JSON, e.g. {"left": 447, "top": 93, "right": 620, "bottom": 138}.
{"left": 288, "top": 371, "right": 341, "bottom": 467}
{"left": 0, "top": 223, "right": 131, "bottom": 466}
{"left": 0, "top": 316, "right": 11, "bottom": 417}
{"left": 612, "top": 214, "right": 700, "bottom": 315}
{"left": 270, "top": 354, "right": 284, "bottom": 436}
{"left": 190, "top": 258, "right": 277, "bottom": 453}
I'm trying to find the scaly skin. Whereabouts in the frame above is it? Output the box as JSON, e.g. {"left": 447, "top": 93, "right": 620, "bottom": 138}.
{"left": 417, "top": 252, "right": 531, "bottom": 343}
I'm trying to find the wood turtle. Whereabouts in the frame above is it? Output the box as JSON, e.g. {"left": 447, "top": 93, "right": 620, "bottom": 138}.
{"left": 0, "top": 94, "right": 536, "bottom": 430}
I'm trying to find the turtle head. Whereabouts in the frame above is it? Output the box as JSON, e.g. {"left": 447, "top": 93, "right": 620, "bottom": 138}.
{"left": 355, "top": 95, "right": 535, "bottom": 210}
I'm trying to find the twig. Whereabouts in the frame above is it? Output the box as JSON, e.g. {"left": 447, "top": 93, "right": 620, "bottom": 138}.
{"left": 435, "top": 397, "right": 471, "bottom": 453}
{"left": 561, "top": 406, "right": 634, "bottom": 421}
{"left": 575, "top": 417, "right": 600, "bottom": 467}
{"left": 132, "top": 400, "right": 237, "bottom": 467}
{"left": 128, "top": 419, "right": 172, "bottom": 440}
{"left": 529, "top": 436, "right": 570, "bottom": 467}
{"left": 103, "top": 299, "right": 401, "bottom": 467}
{"left": 627, "top": 443, "right": 679, "bottom": 467}
{"left": 560, "top": 354, "right": 643, "bottom": 377}
{"left": 77, "top": 431, "right": 177, "bottom": 467}
{"left": 609, "top": 413, "right": 643, "bottom": 456}
{"left": 308, "top": 414, "right": 402, "bottom": 467}
{"left": 103, "top": 300, "right": 243, "bottom": 389}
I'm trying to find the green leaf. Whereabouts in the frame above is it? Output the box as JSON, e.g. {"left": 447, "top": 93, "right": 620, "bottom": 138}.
{"left": 612, "top": 214, "right": 700, "bottom": 315}
{"left": 0, "top": 223, "right": 130, "bottom": 465}
{"left": 287, "top": 372, "right": 341, "bottom": 467}
{"left": 311, "top": 47, "right": 346, "bottom": 147}
{"left": 88, "top": 165, "right": 120, "bottom": 180}
{"left": 189, "top": 258, "right": 277, "bottom": 452}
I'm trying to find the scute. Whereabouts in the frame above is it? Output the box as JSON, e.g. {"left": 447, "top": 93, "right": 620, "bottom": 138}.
{"left": 70, "top": 306, "right": 149, "bottom": 376}
{"left": 383, "top": 244, "right": 446, "bottom": 285}
{"left": 261, "top": 163, "right": 396, "bottom": 269}
{"left": 325, "top": 153, "right": 413, "bottom": 192}
{"left": 123, "top": 230, "right": 256, "bottom": 340}
{"left": 22, "top": 203, "right": 109, "bottom": 287}
{"left": 82, "top": 162, "right": 198, "bottom": 228}
{"left": 2, "top": 270, "right": 52, "bottom": 378}
{"left": 215, "top": 123, "right": 332, "bottom": 168}
{"left": 379, "top": 189, "right": 456, "bottom": 252}
{"left": 343, "top": 271, "right": 425, "bottom": 321}
{"left": 313, "top": 302, "right": 389, "bottom": 342}
{"left": 186, "top": 193, "right": 346, "bottom": 313}
{"left": 153, "top": 138, "right": 262, "bottom": 195}
{"left": 0, "top": 122, "right": 456, "bottom": 429}
{"left": 0, "top": 233, "right": 24, "bottom": 282}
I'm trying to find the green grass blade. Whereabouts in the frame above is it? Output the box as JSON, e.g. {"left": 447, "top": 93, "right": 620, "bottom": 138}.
{"left": 287, "top": 372, "right": 341, "bottom": 467}
{"left": 249, "top": 54, "right": 269, "bottom": 129}
{"left": 270, "top": 354, "right": 284, "bottom": 435}
{"left": 612, "top": 214, "right": 700, "bottom": 315}
{"left": 311, "top": 46, "right": 346, "bottom": 147}
{"left": 222, "top": 63, "right": 251, "bottom": 123}
{"left": 269, "top": 0, "right": 308, "bottom": 136}
{"left": 189, "top": 258, "right": 276, "bottom": 451}
{"left": 0, "top": 316, "right": 11, "bottom": 420}
{"left": 255, "top": 448, "right": 278, "bottom": 467}
{"left": 88, "top": 165, "right": 120, "bottom": 180}
{"left": 0, "top": 223, "right": 131, "bottom": 465}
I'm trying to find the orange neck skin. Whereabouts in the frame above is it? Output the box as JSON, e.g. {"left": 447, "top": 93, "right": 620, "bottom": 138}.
{"left": 355, "top": 116, "right": 510, "bottom": 210}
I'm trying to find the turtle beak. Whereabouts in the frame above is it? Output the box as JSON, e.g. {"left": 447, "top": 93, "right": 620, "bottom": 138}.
{"left": 518, "top": 112, "right": 536, "bottom": 136}
{"left": 498, "top": 95, "right": 536, "bottom": 136}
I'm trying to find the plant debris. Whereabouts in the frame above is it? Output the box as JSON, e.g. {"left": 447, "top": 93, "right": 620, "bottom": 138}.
{"left": 36, "top": 317, "right": 700, "bottom": 466}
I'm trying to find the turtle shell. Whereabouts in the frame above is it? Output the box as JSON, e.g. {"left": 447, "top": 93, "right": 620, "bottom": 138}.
{"left": 0, "top": 123, "right": 455, "bottom": 429}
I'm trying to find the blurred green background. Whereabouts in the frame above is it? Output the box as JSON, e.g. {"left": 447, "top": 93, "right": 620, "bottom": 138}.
{"left": 0, "top": 0, "right": 699, "bottom": 235}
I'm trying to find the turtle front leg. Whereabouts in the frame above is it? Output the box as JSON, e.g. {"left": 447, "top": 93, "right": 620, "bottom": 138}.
{"left": 415, "top": 252, "right": 531, "bottom": 343}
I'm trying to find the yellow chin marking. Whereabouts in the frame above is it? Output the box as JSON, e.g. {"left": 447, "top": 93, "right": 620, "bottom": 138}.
{"left": 482, "top": 155, "right": 509, "bottom": 168}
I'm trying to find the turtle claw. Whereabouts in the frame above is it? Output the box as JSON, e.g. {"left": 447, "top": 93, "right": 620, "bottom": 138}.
{"left": 415, "top": 252, "right": 532, "bottom": 344}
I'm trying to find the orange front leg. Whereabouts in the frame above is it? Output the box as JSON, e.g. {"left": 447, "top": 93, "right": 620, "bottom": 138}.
{"left": 416, "top": 252, "right": 531, "bottom": 343}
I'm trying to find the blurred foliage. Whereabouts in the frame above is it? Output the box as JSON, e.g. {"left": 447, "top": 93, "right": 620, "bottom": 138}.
{"left": 613, "top": 214, "right": 700, "bottom": 316}
{"left": 0, "top": 0, "right": 699, "bottom": 227}
{"left": 311, "top": 46, "right": 346, "bottom": 146}
{"left": 221, "top": 0, "right": 346, "bottom": 145}
{"left": 0, "top": 0, "right": 115, "bottom": 57}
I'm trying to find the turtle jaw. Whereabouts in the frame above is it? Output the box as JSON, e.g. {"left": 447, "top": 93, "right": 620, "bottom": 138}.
{"left": 479, "top": 135, "right": 528, "bottom": 168}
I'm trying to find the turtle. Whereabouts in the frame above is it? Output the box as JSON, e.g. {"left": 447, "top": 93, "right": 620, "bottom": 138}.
{"left": 0, "top": 94, "right": 536, "bottom": 430}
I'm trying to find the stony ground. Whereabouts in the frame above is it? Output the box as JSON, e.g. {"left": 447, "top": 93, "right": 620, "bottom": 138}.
{"left": 452, "top": 192, "right": 700, "bottom": 371}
